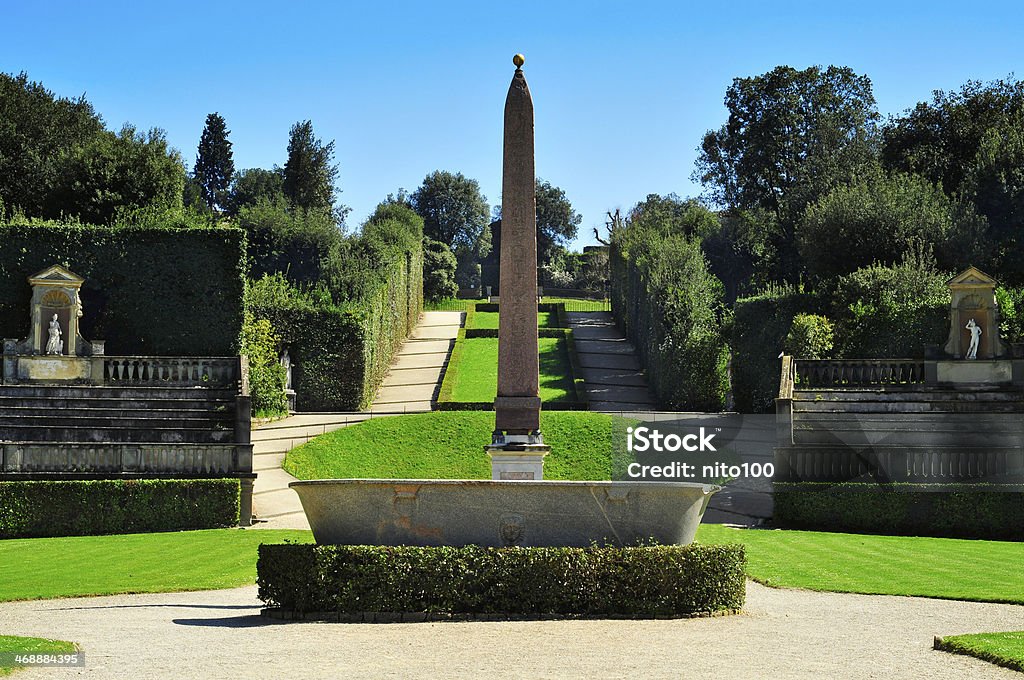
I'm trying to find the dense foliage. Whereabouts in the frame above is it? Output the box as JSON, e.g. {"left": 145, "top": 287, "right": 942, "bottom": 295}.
{"left": 258, "top": 543, "right": 746, "bottom": 618}
{"left": 0, "top": 479, "right": 240, "bottom": 538}
{"left": 611, "top": 204, "right": 729, "bottom": 411}
{"left": 0, "top": 223, "right": 245, "bottom": 356}
{"left": 241, "top": 313, "right": 288, "bottom": 416}
{"left": 422, "top": 237, "right": 458, "bottom": 302}
{"left": 193, "top": 112, "right": 235, "bottom": 213}
{"left": 246, "top": 204, "right": 423, "bottom": 410}
{"left": 411, "top": 170, "right": 491, "bottom": 288}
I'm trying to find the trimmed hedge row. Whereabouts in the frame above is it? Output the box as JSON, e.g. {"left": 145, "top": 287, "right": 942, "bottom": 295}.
{"left": 257, "top": 543, "right": 746, "bottom": 619}
{"left": 0, "top": 479, "right": 240, "bottom": 538}
{"left": 773, "top": 482, "right": 1024, "bottom": 540}
{"left": 0, "top": 224, "right": 246, "bottom": 356}
{"left": 610, "top": 225, "right": 728, "bottom": 411}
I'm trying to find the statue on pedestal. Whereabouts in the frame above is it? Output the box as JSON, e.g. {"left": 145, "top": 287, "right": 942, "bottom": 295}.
{"left": 965, "top": 318, "right": 982, "bottom": 360}
{"left": 45, "top": 314, "right": 63, "bottom": 355}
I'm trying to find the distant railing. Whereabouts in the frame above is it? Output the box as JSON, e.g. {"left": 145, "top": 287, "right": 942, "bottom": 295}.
{"left": 102, "top": 356, "right": 240, "bottom": 387}
{"left": 794, "top": 359, "right": 926, "bottom": 388}
{"left": 426, "top": 295, "right": 611, "bottom": 313}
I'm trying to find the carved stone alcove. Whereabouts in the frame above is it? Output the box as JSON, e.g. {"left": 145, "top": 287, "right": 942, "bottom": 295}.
{"left": 943, "top": 266, "right": 1006, "bottom": 360}
{"left": 27, "top": 265, "right": 90, "bottom": 356}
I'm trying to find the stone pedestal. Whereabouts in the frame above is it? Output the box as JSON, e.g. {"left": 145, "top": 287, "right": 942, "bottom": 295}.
{"left": 933, "top": 360, "right": 1019, "bottom": 386}
{"left": 486, "top": 445, "right": 550, "bottom": 480}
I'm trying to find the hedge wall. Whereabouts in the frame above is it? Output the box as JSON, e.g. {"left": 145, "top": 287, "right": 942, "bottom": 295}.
{"left": 0, "top": 224, "right": 246, "bottom": 356}
{"left": 0, "top": 479, "right": 240, "bottom": 538}
{"left": 258, "top": 543, "right": 746, "bottom": 619}
{"left": 774, "top": 482, "right": 1024, "bottom": 540}
{"left": 731, "top": 286, "right": 820, "bottom": 413}
{"left": 610, "top": 227, "right": 728, "bottom": 411}
{"left": 247, "top": 213, "right": 423, "bottom": 412}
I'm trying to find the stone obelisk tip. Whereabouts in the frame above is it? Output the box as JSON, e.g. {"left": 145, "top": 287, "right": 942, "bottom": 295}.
{"left": 513, "top": 53, "right": 525, "bottom": 69}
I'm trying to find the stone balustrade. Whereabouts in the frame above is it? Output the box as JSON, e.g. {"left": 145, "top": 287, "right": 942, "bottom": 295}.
{"left": 794, "top": 359, "right": 926, "bottom": 388}
{"left": 101, "top": 356, "right": 240, "bottom": 387}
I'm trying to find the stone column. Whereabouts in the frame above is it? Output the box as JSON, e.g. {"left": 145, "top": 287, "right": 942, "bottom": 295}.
{"left": 487, "top": 54, "right": 549, "bottom": 479}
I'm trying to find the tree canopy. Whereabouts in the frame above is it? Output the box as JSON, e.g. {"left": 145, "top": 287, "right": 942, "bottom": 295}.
{"left": 410, "top": 170, "right": 491, "bottom": 287}
{"left": 282, "top": 120, "right": 338, "bottom": 213}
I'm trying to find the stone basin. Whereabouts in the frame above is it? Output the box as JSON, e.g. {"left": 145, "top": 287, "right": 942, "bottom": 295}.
{"left": 290, "top": 479, "right": 720, "bottom": 547}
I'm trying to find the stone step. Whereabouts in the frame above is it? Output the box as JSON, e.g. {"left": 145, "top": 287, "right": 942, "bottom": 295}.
{"left": 577, "top": 353, "right": 640, "bottom": 371}
{"left": 396, "top": 340, "right": 453, "bottom": 355}
{"left": 0, "top": 405, "right": 232, "bottom": 419}
{"left": 0, "top": 385, "right": 237, "bottom": 399}
{"left": 574, "top": 339, "right": 639, "bottom": 355}
{"left": 0, "top": 396, "right": 234, "bottom": 410}
{"left": 0, "top": 414, "right": 230, "bottom": 429}
{"left": 0, "top": 425, "right": 235, "bottom": 444}
{"left": 381, "top": 367, "right": 444, "bottom": 387}
{"left": 581, "top": 385, "right": 654, "bottom": 404}
{"left": 793, "top": 428, "right": 1024, "bottom": 447}
{"left": 588, "top": 402, "right": 660, "bottom": 413}
{"left": 580, "top": 368, "right": 649, "bottom": 388}
{"left": 569, "top": 327, "right": 624, "bottom": 341}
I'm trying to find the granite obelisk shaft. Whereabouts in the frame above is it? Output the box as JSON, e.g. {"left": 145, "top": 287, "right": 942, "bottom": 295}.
{"left": 495, "top": 65, "right": 541, "bottom": 435}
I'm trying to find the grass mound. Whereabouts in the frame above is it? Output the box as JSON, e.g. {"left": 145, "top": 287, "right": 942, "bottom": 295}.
{"left": 284, "top": 411, "right": 613, "bottom": 481}
{"left": 467, "top": 311, "right": 556, "bottom": 329}
{"left": 445, "top": 337, "right": 574, "bottom": 402}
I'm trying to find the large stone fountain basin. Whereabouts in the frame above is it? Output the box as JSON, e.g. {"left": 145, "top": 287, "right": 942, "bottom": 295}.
{"left": 290, "top": 479, "right": 719, "bottom": 547}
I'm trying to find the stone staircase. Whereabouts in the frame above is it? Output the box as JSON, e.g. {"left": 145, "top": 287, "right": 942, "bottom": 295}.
{"left": 0, "top": 385, "right": 237, "bottom": 445}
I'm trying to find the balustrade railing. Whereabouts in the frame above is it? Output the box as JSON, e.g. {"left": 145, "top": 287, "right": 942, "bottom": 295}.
{"left": 793, "top": 359, "right": 925, "bottom": 388}
{"left": 102, "top": 356, "right": 240, "bottom": 387}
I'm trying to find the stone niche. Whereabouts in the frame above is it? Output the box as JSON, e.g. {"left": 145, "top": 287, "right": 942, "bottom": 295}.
{"left": 2, "top": 265, "right": 103, "bottom": 383}
{"left": 942, "top": 266, "right": 1006, "bottom": 360}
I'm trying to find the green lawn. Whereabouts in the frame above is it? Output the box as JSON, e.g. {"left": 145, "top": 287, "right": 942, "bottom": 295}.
{"left": 0, "top": 636, "right": 77, "bottom": 676}
{"left": 541, "top": 296, "right": 609, "bottom": 311}
{"left": 284, "top": 410, "right": 613, "bottom": 480}
{"left": 447, "top": 337, "right": 574, "bottom": 402}
{"left": 468, "top": 311, "right": 556, "bottom": 329}
{"left": 697, "top": 524, "right": 1024, "bottom": 604}
{"left": 935, "top": 631, "right": 1024, "bottom": 672}
{"left": 0, "top": 529, "right": 312, "bottom": 603}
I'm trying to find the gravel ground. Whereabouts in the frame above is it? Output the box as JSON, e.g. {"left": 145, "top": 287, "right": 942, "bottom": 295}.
{"left": 1, "top": 582, "right": 1022, "bottom": 679}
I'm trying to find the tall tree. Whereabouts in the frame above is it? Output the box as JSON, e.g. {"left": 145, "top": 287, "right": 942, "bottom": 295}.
{"left": 410, "top": 170, "right": 491, "bottom": 287}
{"left": 0, "top": 72, "right": 103, "bottom": 218}
{"left": 882, "top": 78, "right": 1024, "bottom": 280}
{"left": 282, "top": 120, "right": 338, "bottom": 213}
{"left": 491, "top": 179, "right": 583, "bottom": 267}
{"left": 225, "top": 167, "right": 285, "bottom": 216}
{"left": 695, "top": 65, "right": 881, "bottom": 282}
{"left": 193, "top": 112, "right": 234, "bottom": 213}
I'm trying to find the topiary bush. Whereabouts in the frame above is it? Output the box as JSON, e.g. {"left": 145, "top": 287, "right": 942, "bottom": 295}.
{"left": 0, "top": 479, "right": 240, "bottom": 538}
{"left": 774, "top": 482, "right": 1024, "bottom": 540}
{"left": 257, "top": 543, "right": 746, "bottom": 619}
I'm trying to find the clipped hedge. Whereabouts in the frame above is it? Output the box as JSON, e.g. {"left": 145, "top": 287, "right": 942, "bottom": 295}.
{"left": 774, "top": 482, "right": 1024, "bottom": 540}
{"left": 258, "top": 543, "right": 745, "bottom": 619}
{"left": 0, "top": 223, "right": 245, "bottom": 356}
{"left": 732, "top": 286, "right": 820, "bottom": 413}
{"left": 247, "top": 211, "right": 423, "bottom": 411}
{"left": 610, "top": 225, "right": 728, "bottom": 411}
{"left": 0, "top": 479, "right": 240, "bottom": 538}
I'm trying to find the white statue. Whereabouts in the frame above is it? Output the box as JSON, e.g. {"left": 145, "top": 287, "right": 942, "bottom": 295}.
{"left": 965, "top": 318, "right": 982, "bottom": 360}
{"left": 45, "top": 313, "right": 64, "bottom": 355}
{"left": 280, "top": 349, "right": 293, "bottom": 390}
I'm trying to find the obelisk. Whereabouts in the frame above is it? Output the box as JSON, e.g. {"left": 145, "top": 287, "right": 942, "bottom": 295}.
{"left": 486, "top": 54, "right": 550, "bottom": 480}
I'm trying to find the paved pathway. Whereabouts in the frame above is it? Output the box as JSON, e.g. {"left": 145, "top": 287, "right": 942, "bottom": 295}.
{"left": 250, "top": 311, "right": 463, "bottom": 529}
{"left": 3, "top": 581, "right": 1020, "bottom": 679}
{"left": 565, "top": 311, "right": 657, "bottom": 411}
{"left": 370, "top": 310, "right": 463, "bottom": 412}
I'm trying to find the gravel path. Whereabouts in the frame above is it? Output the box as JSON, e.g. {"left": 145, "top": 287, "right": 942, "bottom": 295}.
{"left": 2, "top": 582, "right": 1022, "bottom": 679}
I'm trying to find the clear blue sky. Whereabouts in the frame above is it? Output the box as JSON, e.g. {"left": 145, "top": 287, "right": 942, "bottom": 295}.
{"left": 2, "top": 1, "right": 1021, "bottom": 248}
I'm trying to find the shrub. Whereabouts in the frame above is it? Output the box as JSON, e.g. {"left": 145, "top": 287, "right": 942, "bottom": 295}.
{"left": 241, "top": 312, "right": 288, "bottom": 416}
{"left": 258, "top": 543, "right": 745, "bottom": 619}
{"left": 830, "top": 256, "right": 948, "bottom": 358}
{"left": 773, "top": 482, "right": 1024, "bottom": 540}
{"left": 997, "top": 285, "right": 1024, "bottom": 344}
{"left": 423, "top": 237, "right": 458, "bottom": 302}
{"left": 0, "top": 479, "right": 240, "bottom": 538}
{"left": 731, "top": 285, "right": 820, "bottom": 413}
{"left": 611, "top": 218, "right": 728, "bottom": 411}
{"left": 785, "top": 313, "right": 834, "bottom": 359}
{"left": 235, "top": 199, "right": 342, "bottom": 287}
{"left": 0, "top": 223, "right": 245, "bottom": 356}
